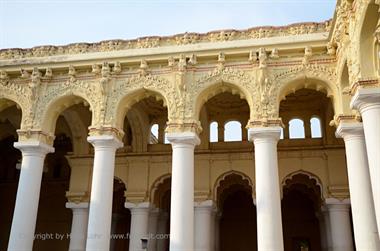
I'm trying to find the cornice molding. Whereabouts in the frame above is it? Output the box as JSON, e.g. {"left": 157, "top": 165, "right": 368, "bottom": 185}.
{"left": 0, "top": 21, "right": 331, "bottom": 61}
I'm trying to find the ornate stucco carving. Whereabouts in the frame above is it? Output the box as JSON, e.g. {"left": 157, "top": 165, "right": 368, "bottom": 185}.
{"left": 106, "top": 73, "right": 179, "bottom": 130}
{"left": 0, "top": 21, "right": 330, "bottom": 60}
{"left": 0, "top": 0, "right": 378, "bottom": 140}
{"left": 190, "top": 67, "right": 257, "bottom": 121}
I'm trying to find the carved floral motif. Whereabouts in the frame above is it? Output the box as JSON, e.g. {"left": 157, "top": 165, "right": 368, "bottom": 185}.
{"left": 0, "top": 21, "right": 330, "bottom": 60}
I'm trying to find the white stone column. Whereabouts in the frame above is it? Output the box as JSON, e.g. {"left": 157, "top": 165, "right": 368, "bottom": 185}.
{"left": 66, "top": 202, "right": 89, "bottom": 251}
{"left": 321, "top": 206, "right": 333, "bottom": 251}
{"left": 336, "top": 122, "right": 380, "bottom": 250}
{"left": 209, "top": 209, "right": 216, "bottom": 251}
{"left": 156, "top": 212, "right": 169, "bottom": 251}
{"left": 249, "top": 127, "right": 284, "bottom": 251}
{"left": 351, "top": 87, "right": 380, "bottom": 234}
{"left": 166, "top": 132, "right": 200, "bottom": 251}
{"left": 214, "top": 212, "right": 221, "bottom": 251}
{"left": 326, "top": 199, "right": 354, "bottom": 251}
{"left": 125, "top": 202, "right": 150, "bottom": 251}
{"left": 148, "top": 208, "right": 160, "bottom": 251}
{"left": 86, "top": 135, "right": 123, "bottom": 251}
{"left": 194, "top": 200, "right": 214, "bottom": 251}
{"left": 7, "top": 141, "right": 54, "bottom": 251}
{"left": 316, "top": 212, "right": 328, "bottom": 251}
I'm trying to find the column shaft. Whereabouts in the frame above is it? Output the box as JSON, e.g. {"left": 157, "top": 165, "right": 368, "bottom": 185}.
{"left": 156, "top": 212, "right": 169, "bottom": 251}
{"left": 194, "top": 200, "right": 214, "bottom": 251}
{"left": 7, "top": 141, "right": 54, "bottom": 251}
{"left": 148, "top": 208, "right": 160, "bottom": 251}
{"left": 167, "top": 132, "right": 200, "bottom": 251}
{"left": 249, "top": 127, "right": 284, "bottom": 251}
{"left": 86, "top": 135, "right": 122, "bottom": 251}
{"left": 326, "top": 201, "right": 354, "bottom": 251}
{"left": 336, "top": 122, "right": 380, "bottom": 250}
{"left": 351, "top": 88, "right": 380, "bottom": 234}
{"left": 214, "top": 213, "right": 220, "bottom": 251}
{"left": 125, "top": 202, "right": 150, "bottom": 251}
{"left": 318, "top": 214, "right": 328, "bottom": 251}
{"left": 66, "top": 202, "right": 89, "bottom": 251}
{"left": 321, "top": 207, "right": 333, "bottom": 251}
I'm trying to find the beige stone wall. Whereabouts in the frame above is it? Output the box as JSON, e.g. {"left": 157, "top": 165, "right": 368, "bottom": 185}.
{"left": 0, "top": 0, "right": 378, "bottom": 231}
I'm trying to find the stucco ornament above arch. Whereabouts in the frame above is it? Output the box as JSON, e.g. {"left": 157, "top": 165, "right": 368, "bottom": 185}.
{"left": 274, "top": 64, "right": 339, "bottom": 115}
{"left": 105, "top": 73, "right": 178, "bottom": 131}
{"left": 189, "top": 67, "right": 257, "bottom": 122}
{"left": 36, "top": 78, "right": 100, "bottom": 135}
{"left": 0, "top": 72, "right": 40, "bottom": 131}
{"left": 346, "top": 0, "right": 380, "bottom": 82}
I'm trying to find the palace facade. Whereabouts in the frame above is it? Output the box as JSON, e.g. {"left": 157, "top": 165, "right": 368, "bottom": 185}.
{"left": 1, "top": 1, "right": 380, "bottom": 251}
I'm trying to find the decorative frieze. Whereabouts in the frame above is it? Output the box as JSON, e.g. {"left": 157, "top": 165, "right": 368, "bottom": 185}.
{"left": 0, "top": 21, "right": 330, "bottom": 60}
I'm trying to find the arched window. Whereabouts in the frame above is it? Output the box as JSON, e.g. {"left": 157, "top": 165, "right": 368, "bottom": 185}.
{"left": 224, "top": 121, "right": 242, "bottom": 142}
{"left": 210, "top": 121, "right": 218, "bottom": 142}
{"left": 289, "top": 119, "right": 305, "bottom": 139}
{"left": 310, "top": 117, "right": 322, "bottom": 138}
{"left": 150, "top": 124, "right": 159, "bottom": 144}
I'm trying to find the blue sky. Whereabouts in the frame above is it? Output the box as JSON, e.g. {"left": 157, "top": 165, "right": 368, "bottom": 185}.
{"left": 0, "top": 0, "right": 336, "bottom": 49}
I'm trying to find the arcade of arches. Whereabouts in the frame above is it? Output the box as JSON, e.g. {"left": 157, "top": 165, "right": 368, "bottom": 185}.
{"left": 1, "top": 1, "right": 380, "bottom": 251}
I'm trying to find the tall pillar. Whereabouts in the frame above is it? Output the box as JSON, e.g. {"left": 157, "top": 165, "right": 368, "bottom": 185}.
{"left": 249, "top": 127, "right": 284, "bottom": 251}
{"left": 336, "top": 122, "right": 380, "bottom": 250}
{"left": 321, "top": 206, "right": 333, "bottom": 251}
{"left": 148, "top": 208, "right": 160, "bottom": 251}
{"left": 125, "top": 202, "right": 150, "bottom": 251}
{"left": 326, "top": 199, "right": 354, "bottom": 251}
{"left": 157, "top": 212, "right": 169, "bottom": 251}
{"left": 7, "top": 141, "right": 54, "bottom": 251}
{"left": 86, "top": 135, "right": 123, "bottom": 251}
{"left": 316, "top": 212, "right": 328, "bottom": 251}
{"left": 214, "top": 212, "right": 221, "bottom": 251}
{"left": 351, "top": 87, "right": 380, "bottom": 233}
{"left": 166, "top": 132, "right": 200, "bottom": 251}
{"left": 66, "top": 202, "right": 89, "bottom": 251}
{"left": 194, "top": 200, "right": 214, "bottom": 251}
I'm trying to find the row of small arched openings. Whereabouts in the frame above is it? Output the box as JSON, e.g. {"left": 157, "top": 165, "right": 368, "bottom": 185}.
{"left": 149, "top": 117, "right": 323, "bottom": 144}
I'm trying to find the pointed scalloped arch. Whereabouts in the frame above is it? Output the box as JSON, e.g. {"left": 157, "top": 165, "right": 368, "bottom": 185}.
{"left": 275, "top": 65, "right": 341, "bottom": 114}
{"left": 108, "top": 74, "right": 175, "bottom": 130}
{"left": 213, "top": 170, "right": 254, "bottom": 209}
{"left": 281, "top": 170, "right": 324, "bottom": 201}
{"left": 113, "top": 88, "right": 168, "bottom": 131}
{"left": 192, "top": 68, "right": 256, "bottom": 121}
{"left": 40, "top": 93, "right": 94, "bottom": 135}
{"left": 0, "top": 88, "right": 27, "bottom": 129}
{"left": 150, "top": 174, "right": 171, "bottom": 208}
{"left": 354, "top": 1, "right": 379, "bottom": 78}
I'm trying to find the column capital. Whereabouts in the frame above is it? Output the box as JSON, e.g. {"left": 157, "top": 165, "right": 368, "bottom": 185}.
{"left": 166, "top": 131, "right": 200, "bottom": 146}
{"left": 194, "top": 200, "right": 216, "bottom": 211}
{"left": 14, "top": 141, "right": 54, "bottom": 156}
{"left": 248, "top": 126, "right": 282, "bottom": 142}
{"left": 325, "top": 198, "right": 351, "bottom": 212}
{"left": 87, "top": 135, "right": 123, "bottom": 149}
{"left": 335, "top": 122, "right": 364, "bottom": 140}
{"left": 350, "top": 87, "right": 380, "bottom": 112}
{"left": 125, "top": 201, "right": 151, "bottom": 213}
{"left": 66, "top": 202, "right": 89, "bottom": 210}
